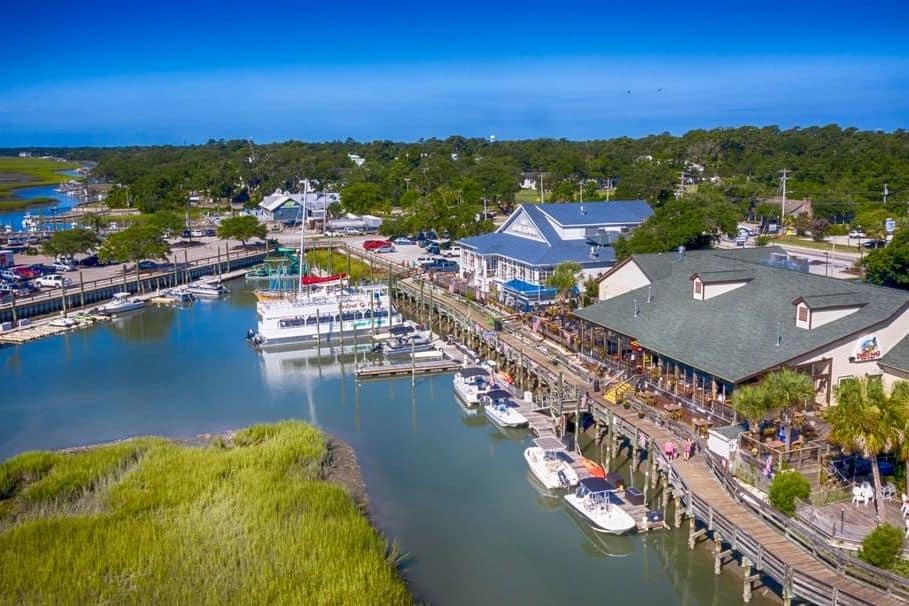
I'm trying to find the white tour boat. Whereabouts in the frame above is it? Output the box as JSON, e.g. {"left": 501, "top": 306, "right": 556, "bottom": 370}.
{"left": 524, "top": 436, "right": 580, "bottom": 490}
{"left": 564, "top": 478, "right": 637, "bottom": 535}
{"left": 481, "top": 389, "right": 528, "bottom": 428}
{"left": 250, "top": 284, "right": 401, "bottom": 350}
{"left": 452, "top": 366, "right": 492, "bottom": 405}
{"left": 98, "top": 292, "right": 146, "bottom": 315}
{"left": 378, "top": 332, "right": 434, "bottom": 357}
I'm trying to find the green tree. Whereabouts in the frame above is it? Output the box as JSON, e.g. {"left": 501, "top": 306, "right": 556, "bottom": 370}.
{"left": 341, "top": 182, "right": 385, "bottom": 214}
{"left": 614, "top": 190, "right": 737, "bottom": 259}
{"left": 546, "top": 261, "right": 583, "bottom": 300}
{"left": 104, "top": 185, "right": 130, "bottom": 209}
{"left": 146, "top": 210, "right": 185, "bottom": 236}
{"left": 792, "top": 214, "right": 812, "bottom": 236}
{"left": 731, "top": 384, "right": 772, "bottom": 428}
{"left": 862, "top": 229, "right": 909, "bottom": 289}
{"left": 768, "top": 470, "right": 810, "bottom": 516}
{"left": 858, "top": 524, "right": 905, "bottom": 569}
{"left": 810, "top": 218, "right": 831, "bottom": 242}
{"left": 217, "top": 215, "right": 267, "bottom": 247}
{"left": 826, "top": 377, "right": 908, "bottom": 519}
{"left": 763, "top": 369, "right": 815, "bottom": 448}
{"left": 81, "top": 213, "right": 107, "bottom": 235}
{"left": 99, "top": 224, "right": 170, "bottom": 264}
{"left": 42, "top": 228, "right": 98, "bottom": 259}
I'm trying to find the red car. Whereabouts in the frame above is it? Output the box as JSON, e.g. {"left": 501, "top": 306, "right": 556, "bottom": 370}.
{"left": 12, "top": 266, "right": 38, "bottom": 279}
{"left": 362, "top": 239, "right": 393, "bottom": 251}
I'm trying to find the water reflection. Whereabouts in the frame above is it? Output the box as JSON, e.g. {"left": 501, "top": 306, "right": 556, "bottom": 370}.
{"left": 108, "top": 308, "right": 175, "bottom": 342}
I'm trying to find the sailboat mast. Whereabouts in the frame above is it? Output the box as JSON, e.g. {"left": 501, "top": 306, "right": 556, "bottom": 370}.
{"left": 298, "top": 179, "right": 307, "bottom": 295}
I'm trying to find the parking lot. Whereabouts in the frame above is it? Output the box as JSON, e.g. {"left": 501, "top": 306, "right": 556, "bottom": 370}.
{"left": 273, "top": 232, "right": 461, "bottom": 270}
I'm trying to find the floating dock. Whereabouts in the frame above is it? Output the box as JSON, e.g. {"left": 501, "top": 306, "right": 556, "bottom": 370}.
{"left": 355, "top": 359, "right": 461, "bottom": 379}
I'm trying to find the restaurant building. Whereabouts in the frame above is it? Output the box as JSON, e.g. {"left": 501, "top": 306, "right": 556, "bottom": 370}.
{"left": 457, "top": 200, "right": 652, "bottom": 308}
{"left": 573, "top": 246, "right": 909, "bottom": 413}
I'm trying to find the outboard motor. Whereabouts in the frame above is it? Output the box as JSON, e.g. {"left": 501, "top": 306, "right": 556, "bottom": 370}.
{"left": 557, "top": 470, "right": 569, "bottom": 488}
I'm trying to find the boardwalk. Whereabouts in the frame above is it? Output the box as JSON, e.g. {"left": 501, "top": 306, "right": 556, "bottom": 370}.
{"left": 395, "top": 277, "right": 908, "bottom": 606}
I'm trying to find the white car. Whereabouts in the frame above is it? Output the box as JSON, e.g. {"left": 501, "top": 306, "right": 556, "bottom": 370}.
{"left": 52, "top": 261, "right": 75, "bottom": 272}
{"left": 323, "top": 230, "right": 344, "bottom": 237}
{"left": 443, "top": 246, "right": 462, "bottom": 258}
{"left": 36, "top": 275, "right": 73, "bottom": 288}
{"left": 342, "top": 227, "right": 363, "bottom": 235}
{"left": 848, "top": 230, "right": 866, "bottom": 239}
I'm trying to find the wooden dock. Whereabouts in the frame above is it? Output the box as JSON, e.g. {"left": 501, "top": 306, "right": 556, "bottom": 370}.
{"left": 393, "top": 276, "right": 908, "bottom": 605}
{"left": 355, "top": 359, "right": 461, "bottom": 379}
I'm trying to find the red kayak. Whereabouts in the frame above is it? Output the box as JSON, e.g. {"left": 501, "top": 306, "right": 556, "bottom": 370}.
{"left": 580, "top": 456, "right": 606, "bottom": 478}
{"left": 301, "top": 273, "right": 347, "bottom": 285}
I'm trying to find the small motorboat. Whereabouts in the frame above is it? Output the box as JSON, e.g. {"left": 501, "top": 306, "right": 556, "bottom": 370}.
{"left": 159, "top": 287, "right": 194, "bottom": 305}
{"left": 98, "top": 292, "right": 146, "bottom": 315}
{"left": 524, "top": 436, "right": 580, "bottom": 490}
{"left": 378, "top": 333, "right": 434, "bottom": 357}
{"left": 452, "top": 366, "right": 492, "bottom": 405}
{"left": 187, "top": 278, "right": 229, "bottom": 298}
{"left": 564, "top": 477, "right": 637, "bottom": 535}
{"left": 49, "top": 316, "right": 78, "bottom": 328}
{"left": 481, "top": 389, "right": 528, "bottom": 428}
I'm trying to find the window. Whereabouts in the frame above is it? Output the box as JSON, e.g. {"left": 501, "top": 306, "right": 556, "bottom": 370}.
{"left": 798, "top": 306, "right": 808, "bottom": 322}
{"left": 693, "top": 280, "right": 702, "bottom": 296}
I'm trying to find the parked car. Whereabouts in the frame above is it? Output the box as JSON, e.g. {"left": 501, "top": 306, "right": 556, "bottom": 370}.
{"left": 29, "top": 263, "right": 57, "bottom": 275}
{"left": 79, "top": 255, "right": 101, "bottom": 267}
{"left": 0, "top": 283, "right": 33, "bottom": 298}
{"left": 393, "top": 237, "right": 414, "bottom": 245}
{"left": 137, "top": 260, "right": 160, "bottom": 271}
{"left": 421, "top": 259, "right": 459, "bottom": 273}
{"left": 12, "top": 266, "right": 39, "bottom": 279}
{"left": 342, "top": 227, "right": 363, "bottom": 235}
{"left": 442, "top": 246, "right": 462, "bottom": 258}
{"left": 425, "top": 243, "right": 441, "bottom": 255}
{"left": 416, "top": 255, "right": 442, "bottom": 265}
{"left": 848, "top": 230, "right": 866, "bottom": 239}
{"left": 363, "top": 240, "right": 393, "bottom": 251}
{"left": 36, "top": 275, "right": 73, "bottom": 288}
{"left": 323, "top": 230, "right": 345, "bottom": 237}
{"left": 51, "top": 261, "right": 75, "bottom": 272}
{"left": 0, "top": 270, "right": 19, "bottom": 281}
{"left": 374, "top": 244, "right": 395, "bottom": 253}
{"left": 862, "top": 239, "right": 887, "bottom": 249}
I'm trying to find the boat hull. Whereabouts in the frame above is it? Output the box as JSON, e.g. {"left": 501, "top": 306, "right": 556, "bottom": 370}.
{"left": 483, "top": 404, "right": 528, "bottom": 428}
{"left": 99, "top": 302, "right": 146, "bottom": 315}
{"left": 564, "top": 494, "right": 637, "bottom": 535}
{"left": 524, "top": 448, "right": 579, "bottom": 490}
{"left": 453, "top": 380, "right": 480, "bottom": 405}
{"left": 257, "top": 324, "right": 395, "bottom": 350}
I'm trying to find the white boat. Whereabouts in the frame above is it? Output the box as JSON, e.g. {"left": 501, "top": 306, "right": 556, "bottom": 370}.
{"left": 453, "top": 366, "right": 492, "bottom": 405}
{"left": 49, "top": 316, "right": 78, "bottom": 328}
{"left": 564, "top": 478, "right": 637, "bottom": 535}
{"left": 160, "top": 287, "right": 194, "bottom": 304}
{"left": 98, "top": 292, "right": 146, "bottom": 315}
{"left": 378, "top": 333, "right": 434, "bottom": 357}
{"left": 524, "top": 436, "right": 580, "bottom": 490}
{"left": 481, "top": 389, "right": 528, "bottom": 428}
{"left": 187, "top": 279, "right": 229, "bottom": 298}
{"left": 251, "top": 284, "right": 402, "bottom": 350}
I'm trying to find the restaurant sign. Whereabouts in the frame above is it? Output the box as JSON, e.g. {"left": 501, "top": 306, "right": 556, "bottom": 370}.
{"left": 854, "top": 335, "right": 881, "bottom": 362}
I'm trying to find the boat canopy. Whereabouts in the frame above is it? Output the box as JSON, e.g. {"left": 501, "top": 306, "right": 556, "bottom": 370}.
{"left": 458, "top": 367, "right": 489, "bottom": 378}
{"left": 534, "top": 436, "right": 567, "bottom": 451}
{"left": 389, "top": 325, "right": 415, "bottom": 336}
{"left": 578, "top": 477, "right": 613, "bottom": 494}
{"left": 484, "top": 389, "right": 512, "bottom": 400}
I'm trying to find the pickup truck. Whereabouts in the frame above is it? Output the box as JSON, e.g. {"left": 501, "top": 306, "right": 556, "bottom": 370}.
{"left": 421, "top": 259, "right": 459, "bottom": 273}
{"left": 442, "top": 246, "right": 462, "bottom": 258}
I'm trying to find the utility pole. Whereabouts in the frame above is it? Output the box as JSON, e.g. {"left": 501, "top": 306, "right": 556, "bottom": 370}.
{"left": 883, "top": 183, "right": 889, "bottom": 205}
{"left": 539, "top": 172, "right": 545, "bottom": 204}
{"left": 779, "top": 168, "right": 789, "bottom": 228}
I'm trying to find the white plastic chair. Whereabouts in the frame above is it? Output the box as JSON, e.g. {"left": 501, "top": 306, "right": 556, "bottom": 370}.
{"left": 882, "top": 482, "right": 897, "bottom": 500}
{"left": 852, "top": 486, "right": 868, "bottom": 506}
{"left": 901, "top": 493, "right": 909, "bottom": 516}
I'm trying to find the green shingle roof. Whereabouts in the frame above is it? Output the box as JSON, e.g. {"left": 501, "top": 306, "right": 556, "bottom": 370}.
{"left": 575, "top": 247, "right": 909, "bottom": 383}
{"left": 880, "top": 335, "right": 909, "bottom": 372}
{"left": 693, "top": 270, "right": 755, "bottom": 284}
{"left": 796, "top": 293, "right": 869, "bottom": 309}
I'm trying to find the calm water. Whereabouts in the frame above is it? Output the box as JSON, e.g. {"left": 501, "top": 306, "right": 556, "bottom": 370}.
{"left": 0, "top": 284, "right": 776, "bottom": 606}
{"left": 1, "top": 185, "right": 78, "bottom": 231}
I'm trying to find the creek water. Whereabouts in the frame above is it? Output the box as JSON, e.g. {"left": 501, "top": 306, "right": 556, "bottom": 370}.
{"left": 0, "top": 282, "right": 777, "bottom": 605}
{"left": 0, "top": 167, "right": 84, "bottom": 231}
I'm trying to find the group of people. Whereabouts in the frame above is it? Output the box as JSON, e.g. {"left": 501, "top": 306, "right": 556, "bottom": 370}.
{"left": 663, "top": 438, "right": 696, "bottom": 461}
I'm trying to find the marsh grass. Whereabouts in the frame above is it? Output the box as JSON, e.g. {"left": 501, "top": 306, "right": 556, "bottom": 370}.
{"left": 0, "top": 156, "right": 81, "bottom": 204}
{"left": 306, "top": 249, "right": 377, "bottom": 283}
{"left": 0, "top": 421, "right": 411, "bottom": 605}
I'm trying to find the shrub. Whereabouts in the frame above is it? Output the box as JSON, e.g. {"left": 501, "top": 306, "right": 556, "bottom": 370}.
{"left": 859, "top": 524, "right": 905, "bottom": 569}
{"left": 768, "top": 470, "right": 810, "bottom": 516}
{"left": 755, "top": 235, "right": 772, "bottom": 247}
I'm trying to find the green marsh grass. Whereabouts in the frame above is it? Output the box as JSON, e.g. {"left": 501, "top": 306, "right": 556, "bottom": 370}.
{"left": 0, "top": 156, "right": 81, "bottom": 205}
{"left": 0, "top": 421, "right": 411, "bottom": 605}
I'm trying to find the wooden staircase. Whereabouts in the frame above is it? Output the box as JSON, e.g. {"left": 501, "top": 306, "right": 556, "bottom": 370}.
{"left": 604, "top": 378, "right": 634, "bottom": 404}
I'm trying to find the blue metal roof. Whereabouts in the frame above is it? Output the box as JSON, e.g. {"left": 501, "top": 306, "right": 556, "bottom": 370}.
{"left": 458, "top": 231, "right": 615, "bottom": 267}
{"left": 536, "top": 200, "right": 652, "bottom": 226}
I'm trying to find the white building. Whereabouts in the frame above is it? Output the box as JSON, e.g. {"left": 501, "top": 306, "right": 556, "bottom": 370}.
{"left": 258, "top": 188, "right": 339, "bottom": 227}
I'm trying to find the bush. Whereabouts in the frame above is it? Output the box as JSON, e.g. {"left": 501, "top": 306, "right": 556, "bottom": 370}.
{"left": 768, "top": 470, "right": 810, "bottom": 516}
{"left": 755, "top": 235, "right": 772, "bottom": 247}
{"left": 859, "top": 524, "right": 905, "bottom": 569}
{"left": 828, "top": 223, "right": 849, "bottom": 236}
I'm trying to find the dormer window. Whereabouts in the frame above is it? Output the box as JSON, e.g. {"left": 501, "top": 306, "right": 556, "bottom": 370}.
{"left": 793, "top": 294, "right": 867, "bottom": 330}
{"left": 690, "top": 271, "right": 753, "bottom": 300}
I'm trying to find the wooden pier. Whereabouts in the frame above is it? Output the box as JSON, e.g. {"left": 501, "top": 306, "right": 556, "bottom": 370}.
{"left": 355, "top": 359, "right": 461, "bottom": 379}
{"left": 391, "top": 274, "right": 909, "bottom": 606}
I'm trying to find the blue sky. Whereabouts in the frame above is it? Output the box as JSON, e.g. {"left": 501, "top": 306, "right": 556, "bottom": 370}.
{"left": 1, "top": 0, "right": 907, "bottom": 146}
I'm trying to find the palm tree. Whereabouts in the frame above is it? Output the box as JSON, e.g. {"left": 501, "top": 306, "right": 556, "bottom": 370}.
{"left": 731, "top": 384, "right": 772, "bottom": 430}
{"left": 887, "top": 381, "right": 909, "bottom": 494}
{"left": 546, "top": 261, "right": 582, "bottom": 302}
{"left": 763, "top": 368, "right": 815, "bottom": 448}
{"left": 826, "top": 377, "right": 907, "bottom": 520}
